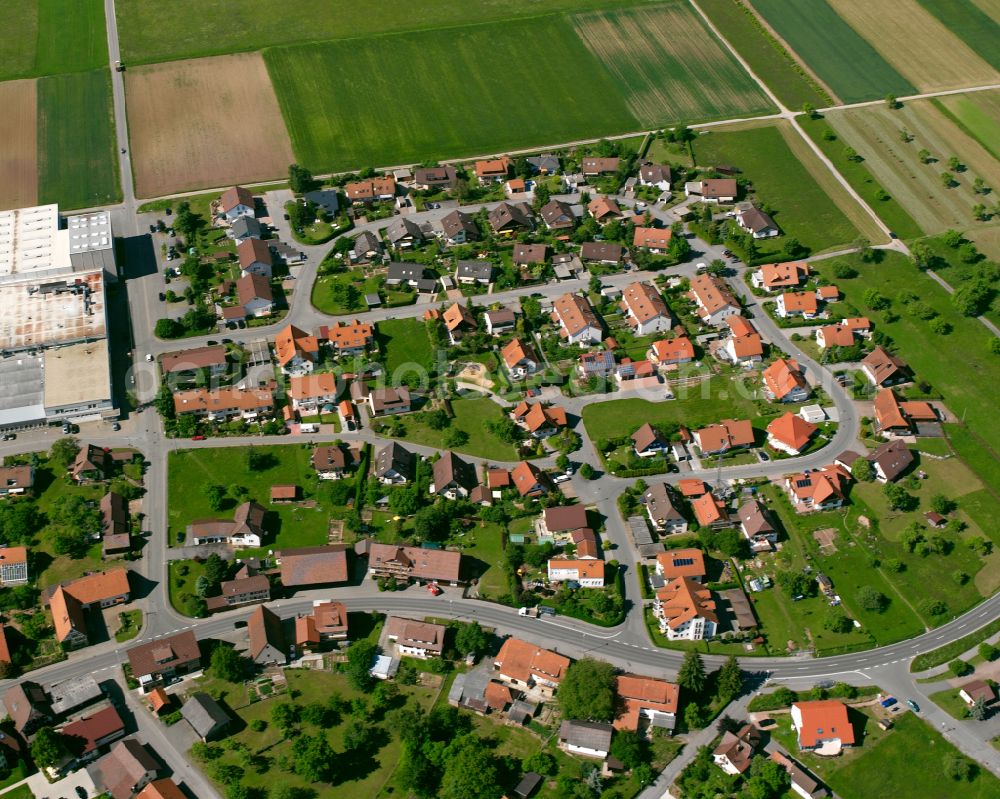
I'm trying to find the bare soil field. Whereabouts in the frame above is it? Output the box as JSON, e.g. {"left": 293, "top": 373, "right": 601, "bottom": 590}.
{"left": 0, "top": 79, "right": 38, "bottom": 209}
{"left": 572, "top": 5, "right": 773, "bottom": 127}
{"left": 827, "top": 101, "right": 1000, "bottom": 234}
{"left": 827, "top": 0, "right": 1000, "bottom": 92}
{"left": 126, "top": 53, "right": 293, "bottom": 197}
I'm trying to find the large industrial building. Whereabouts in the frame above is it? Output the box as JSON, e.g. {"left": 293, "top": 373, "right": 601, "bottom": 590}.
{"left": 0, "top": 204, "right": 118, "bottom": 429}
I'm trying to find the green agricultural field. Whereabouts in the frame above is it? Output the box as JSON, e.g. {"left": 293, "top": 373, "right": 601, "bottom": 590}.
{"left": 266, "top": 17, "right": 636, "bottom": 173}
{"left": 815, "top": 252, "right": 1000, "bottom": 456}
{"left": 571, "top": 4, "right": 775, "bottom": 127}
{"left": 377, "top": 318, "right": 435, "bottom": 377}
{"left": 167, "top": 445, "right": 334, "bottom": 553}
{"left": 696, "top": 0, "right": 830, "bottom": 109}
{"left": 934, "top": 89, "right": 1000, "bottom": 161}
{"left": 692, "top": 122, "right": 863, "bottom": 253}
{"left": 116, "top": 0, "right": 644, "bottom": 64}
{"left": 37, "top": 69, "right": 120, "bottom": 208}
{"left": 799, "top": 115, "right": 924, "bottom": 239}
{"left": 391, "top": 397, "right": 521, "bottom": 461}
{"left": 919, "top": 234, "right": 1000, "bottom": 327}
{"left": 748, "top": 0, "right": 916, "bottom": 103}
{"left": 917, "top": 0, "right": 1000, "bottom": 71}
{"left": 581, "top": 379, "right": 760, "bottom": 442}
{"left": 0, "top": 0, "right": 108, "bottom": 80}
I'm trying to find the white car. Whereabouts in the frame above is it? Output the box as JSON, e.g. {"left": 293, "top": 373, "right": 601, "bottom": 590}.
{"left": 145, "top": 353, "right": 154, "bottom": 361}
{"left": 553, "top": 473, "right": 572, "bottom": 484}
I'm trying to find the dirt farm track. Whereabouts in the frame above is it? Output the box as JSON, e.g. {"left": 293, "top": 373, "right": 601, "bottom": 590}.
{"left": 125, "top": 52, "right": 294, "bottom": 198}
{"left": 0, "top": 79, "right": 38, "bottom": 210}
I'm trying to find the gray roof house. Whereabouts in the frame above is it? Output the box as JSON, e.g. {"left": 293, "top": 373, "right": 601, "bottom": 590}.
{"left": 229, "top": 216, "right": 262, "bottom": 244}
{"left": 375, "top": 442, "right": 416, "bottom": 484}
{"left": 181, "top": 692, "right": 231, "bottom": 741}
{"left": 303, "top": 189, "right": 340, "bottom": 216}
{"left": 559, "top": 720, "right": 613, "bottom": 758}
{"left": 439, "top": 210, "right": 480, "bottom": 245}
{"left": 385, "top": 262, "right": 427, "bottom": 286}
{"left": 526, "top": 154, "right": 560, "bottom": 174}
{"left": 456, "top": 261, "right": 494, "bottom": 284}
{"left": 352, "top": 230, "right": 383, "bottom": 262}
{"left": 385, "top": 217, "right": 424, "bottom": 247}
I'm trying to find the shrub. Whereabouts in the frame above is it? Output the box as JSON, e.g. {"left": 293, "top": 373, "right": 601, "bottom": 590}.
{"left": 948, "top": 659, "right": 973, "bottom": 677}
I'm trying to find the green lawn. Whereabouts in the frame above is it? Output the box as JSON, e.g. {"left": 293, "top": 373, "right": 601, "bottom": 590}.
{"left": 928, "top": 687, "right": 972, "bottom": 720}
{"left": 946, "top": 424, "right": 1000, "bottom": 497}
{"left": 169, "top": 559, "right": 208, "bottom": 617}
{"left": 196, "top": 669, "right": 439, "bottom": 799}
{"left": 697, "top": 0, "right": 830, "bottom": 109}
{"left": 814, "top": 252, "right": 1000, "bottom": 458}
{"left": 377, "top": 318, "right": 434, "bottom": 376}
{"left": 392, "top": 397, "right": 520, "bottom": 461}
{"left": 799, "top": 114, "right": 924, "bottom": 240}
{"left": 692, "top": 123, "right": 861, "bottom": 254}
{"left": 581, "top": 379, "right": 760, "bottom": 442}
{"left": 919, "top": 234, "right": 1000, "bottom": 327}
{"left": 916, "top": 0, "right": 1000, "bottom": 72}
{"left": 167, "top": 446, "right": 332, "bottom": 552}
{"left": 37, "top": 69, "right": 120, "bottom": 209}
{"left": 0, "top": 0, "right": 108, "bottom": 80}
{"left": 747, "top": 0, "right": 916, "bottom": 103}
{"left": 117, "top": 0, "right": 645, "bottom": 64}
{"left": 114, "top": 609, "right": 143, "bottom": 642}
{"left": 824, "top": 713, "right": 1000, "bottom": 799}
{"left": 459, "top": 522, "right": 508, "bottom": 600}
{"left": 265, "top": 16, "right": 638, "bottom": 172}
{"left": 0, "top": 785, "right": 35, "bottom": 799}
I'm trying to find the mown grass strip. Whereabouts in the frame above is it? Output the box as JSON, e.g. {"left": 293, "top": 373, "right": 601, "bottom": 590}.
{"left": 911, "top": 616, "right": 1000, "bottom": 671}
{"left": 696, "top": 0, "right": 830, "bottom": 109}
{"left": 917, "top": 0, "right": 1000, "bottom": 71}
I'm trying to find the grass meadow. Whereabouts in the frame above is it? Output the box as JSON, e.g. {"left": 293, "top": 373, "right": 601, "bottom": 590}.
{"left": 37, "top": 69, "right": 120, "bottom": 208}
{"left": 934, "top": 89, "right": 1000, "bottom": 161}
{"left": 266, "top": 17, "right": 636, "bottom": 172}
{"left": 116, "top": 0, "right": 643, "bottom": 64}
{"left": 0, "top": 0, "right": 107, "bottom": 80}
{"left": 571, "top": 4, "right": 775, "bottom": 126}
{"left": 825, "top": 101, "right": 1000, "bottom": 235}
{"left": 814, "top": 252, "right": 1000, "bottom": 456}
{"left": 377, "top": 318, "right": 435, "bottom": 376}
{"left": 748, "top": 0, "right": 916, "bottom": 103}
{"left": 697, "top": 0, "right": 831, "bottom": 109}
{"left": 167, "top": 445, "right": 333, "bottom": 553}
{"left": 799, "top": 114, "right": 924, "bottom": 239}
{"left": 692, "top": 122, "right": 864, "bottom": 252}
{"left": 392, "top": 397, "right": 522, "bottom": 461}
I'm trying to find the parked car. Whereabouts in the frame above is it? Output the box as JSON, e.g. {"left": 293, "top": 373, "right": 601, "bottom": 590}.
{"left": 880, "top": 696, "right": 897, "bottom": 709}
{"left": 191, "top": 435, "right": 206, "bottom": 441}
{"left": 1, "top": 434, "right": 15, "bottom": 441}
{"left": 906, "top": 699, "right": 920, "bottom": 712}
{"left": 111, "top": 422, "right": 121, "bottom": 431}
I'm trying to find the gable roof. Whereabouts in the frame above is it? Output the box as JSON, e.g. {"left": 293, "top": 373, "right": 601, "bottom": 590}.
{"left": 758, "top": 261, "right": 808, "bottom": 288}
{"left": 737, "top": 500, "right": 776, "bottom": 536}
{"left": 274, "top": 324, "right": 319, "bottom": 367}
{"left": 433, "top": 451, "right": 478, "bottom": 491}
{"left": 277, "top": 545, "right": 349, "bottom": 586}
{"left": 738, "top": 206, "right": 777, "bottom": 234}
{"left": 543, "top": 504, "right": 588, "bottom": 533}
{"left": 248, "top": 605, "right": 286, "bottom": 661}
{"left": 553, "top": 293, "right": 600, "bottom": 336}
{"left": 868, "top": 439, "right": 914, "bottom": 481}
{"left": 501, "top": 338, "right": 537, "bottom": 370}
{"left": 540, "top": 199, "right": 575, "bottom": 228}
{"left": 127, "top": 631, "right": 200, "bottom": 679}
{"left": 642, "top": 483, "right": 684, "bottom": 526}
{"left": 375, "top": 442, "right": 415, "bottom": 480}
{"left": 621, "top": 281, "right": 670, "bottom": 324}
{"left": 580, "top": 242, "right": 623, "bottom": 262}
{"left": 779, "top": 290, "right": 818, "bottom": 315}
{"left": 443, "top": 302, "right": 476, "bottom": 332}
{"left": 181, "top": 692, "right": 230, "bottom": 738}
{"left": 650, "top": 336, "right": 694, "bottom": 363}
{"left": 237, "top": 238, "right": 272, "bottom": 270}
{"left": 219, "top": 185, "right": 253, "bottom": 213}
{"left": 691, "top": 493, "right": 728, "bottom": 527}
{"left": 559, "top": 720, "right": 612, "bottom": 751}
{"left": 690, "top": 274, "right": 739, "bottom": 318}
{"left": 656, "top": 548, "right": 706, "bottom": 580}
{"left": 488, "top": 202, "right": 532, "bottom": 231}
{"left": 694, "top": 419, "right": 755, "bottom": 451}
{"left": 763, "top": 358, "right": 808, "bottom": 400}
{"left": 367, "top": 542, "right": 462, "bottom": 583}
{"left": 510, "top": 461, "right": 547, "bottom": 497}
{"left": 862, "top": 346, "right": 909, "bottom": 384}
{"left": 656, "top": 576, "right": 717, "bottom": 629}
{"left": 236, "top": 272, "right": 272, "bottom": 305}
{"left": 631, "top": 422, "right": 667, "bottom": 453}
{"left": 633, "top": 227, "right": 672, "bottom": 249}
{"left": 440, "top": 209, "right": 478, "bottom": 240}
{"left": 98, "top": 740, "right": 159, "bottom": 799}
{"left": 512, "top": 243, "right": 548, "bottom": 265}
{"left": 495, "top": 637, "right": 569, "bottom": 683}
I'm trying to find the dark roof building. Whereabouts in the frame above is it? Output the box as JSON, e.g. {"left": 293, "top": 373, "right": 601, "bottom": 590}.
{"left": 3, "top": 681, "right": 51, "bottom": 735}
{"left": 182, "top": 692, "right": 231, "bottom": 741}
{"left": 375, "top": 442, "right": 416, "bottom": 483}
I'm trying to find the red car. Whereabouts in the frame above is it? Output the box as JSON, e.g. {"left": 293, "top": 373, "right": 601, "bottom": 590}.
{"left": 190, "top": 435, "right": 206, "bottom": 441}
{"left": 427, "top": 583, "right": 442, "bottom": 596}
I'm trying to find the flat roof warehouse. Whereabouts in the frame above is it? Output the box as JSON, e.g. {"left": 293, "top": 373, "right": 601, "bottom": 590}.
{"left": 0, "top": 205, "right": 117, "bottom": 429}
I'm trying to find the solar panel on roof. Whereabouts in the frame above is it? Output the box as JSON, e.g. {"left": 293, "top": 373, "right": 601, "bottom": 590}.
{"left": 673, "top": 557, "right": 694, "bottom": 566}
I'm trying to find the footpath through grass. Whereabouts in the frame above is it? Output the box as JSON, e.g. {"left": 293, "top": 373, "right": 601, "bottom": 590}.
{"left": 696, "top": 0, "right": 830, "bottom": 109}
{"left": 37, "top": 69, "right": 120, "bottom": 208}
{"left": 800, "top": 114, "right": 924, "bottom": 240}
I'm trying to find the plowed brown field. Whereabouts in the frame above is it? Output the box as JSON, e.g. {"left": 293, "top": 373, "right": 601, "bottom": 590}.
{"left": 0, "top": 79, "right": 38, "bottom": 209}
{"left": 126, "top": 52, "right": 293, "bottom": 197}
